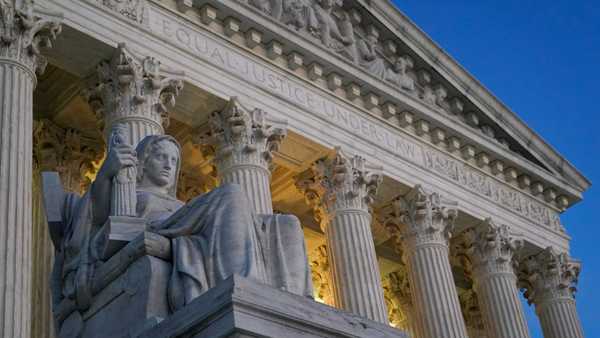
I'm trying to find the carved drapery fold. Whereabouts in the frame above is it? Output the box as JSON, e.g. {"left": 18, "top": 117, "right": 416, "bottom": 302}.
{"left": 520, "top": 248, "right": 584, "bottom": 338}
{"left": 86, "top": 43, "right": 184, "bottom": 145}
{"left": 297, "top": 148, "right": 388, "bottom": 323}
{"left": 203, "top": 97, "right": 286, "bottom": 214}
{"left": 388, "top": 185, "right": 468, "bottom": 338}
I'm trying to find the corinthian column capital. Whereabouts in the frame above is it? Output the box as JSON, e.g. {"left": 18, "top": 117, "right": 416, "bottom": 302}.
{"left": 86, "top": 43, "right": 184, "bottom": 143}
{"left": 317, "top": 147, "right": 382, "bottom": 214}
{"left": 0, "top": 0, "right": 62, "bottom": 78}
{"left": 295, "top": 148, "right": 382, "bottom": 229}
{"left": 206, "top": 97, "right": 287, "bottom": 172}
{"left": 389, "top": 185, "right": 458, "bottom": 247}
{"left": 520, "top": 248, "right": 583, "bottom": 338}
{"left": 462, "top": 218, "right": 523, "bottom": 277}
{"left": 520, "top": 247, "right": 580, "bottom": 306}
{"left": 33, "top": 119, "right": 103, "bottom": 193}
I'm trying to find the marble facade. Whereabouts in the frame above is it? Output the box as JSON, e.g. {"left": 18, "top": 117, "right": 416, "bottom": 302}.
{"left": 0, "top": 0, "right": 589, "bottom": 337}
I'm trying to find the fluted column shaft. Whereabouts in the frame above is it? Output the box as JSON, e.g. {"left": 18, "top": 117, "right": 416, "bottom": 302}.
{"left": 0, "top": 60, "right": 35, "bottom": 338}
{"left": 398, "top": 301, "right": 416, "bottom": 337}
{"left": 220, "top": 164, "right": 273, "bottom": 214}
{"left": 207, "top": 98, "right": 286, "bottom": 215}
{"left": 31, "top": 169, "right": 55, "bottom": 338}
{"left": 474, "top": 272, "right": 529, "bottom": 338}
{"left": 31, "top": 121, "right": 102, "bottom": 338}
{"left": 326, "top": 209, "right": 387, "bottom": 322}
{"left": 390, "top": 185, "right": 468, "bottom": 338}
{"left": 463, "top": 220, "right": 530, "bottom": 338}
{"left": 404, "top": 239, "right": 467, "bottom": 338}
{"left": 1, "top": 5, "right": 61, "bottom": 336}
{"left": 305, "top": 149, "right": 388, "bottom": 323}
{"left": 521, "top": 248, "right": 584, "bottom": 338}
{"left": 536, "top": 298, "right": 583, "bottom": 338}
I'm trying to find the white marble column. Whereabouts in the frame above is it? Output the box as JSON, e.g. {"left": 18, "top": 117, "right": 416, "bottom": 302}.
{"left": 31, "top": 168, "right": 54, "bottom": 338}
{"left": 298, "top": 148, "right": 388, "bottom": 323}
{"left": 461, "top": 219, "right": 530, "bottom": 338}
{"left": 389, "top": 185, "right": 468, "bottom": 338}
{"left": 0, "top": 3, "right": 61, "bottom": 337}
{"left": 86, "top": 43, "right": 184, "bottom": 145}
{"left": 31, "top": 121, "right": 102, "bottom": 338}
{"left": 206, "top": 97, "right": 286, "bottom": 214}
{"left": 520, "top": 248, "right": 584, "bottom": 338}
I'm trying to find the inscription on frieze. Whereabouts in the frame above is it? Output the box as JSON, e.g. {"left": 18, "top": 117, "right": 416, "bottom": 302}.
{"left": 151, "top": 10, "right": 422, "bottom": 164}
{"left": 423, "top": 149, "right": 563, "bottom": 231}
{"left": 146, "top": 6, "right": 562, "bottom": 231}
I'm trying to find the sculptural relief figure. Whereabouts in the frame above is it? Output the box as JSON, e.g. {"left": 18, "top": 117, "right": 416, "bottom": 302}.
{"left": 385, "top": 55, "right": 416, "bottom": 92}
{"left": 51, "top": 134, "right": 313, "bottom": 319}
{"left": 356, "top": 28, "right": 387, "bottom": 79}
{"left": 98, "top": 0, "right": 145, "bottom": 22}
{"left": 281, "top": 0, "right": 318, "bottom": 32}
{"left": 312, "top": 0, "right": 357, "bottom": 61}
{"left": 250, "top": 0, "right": 283, "bottom": 20}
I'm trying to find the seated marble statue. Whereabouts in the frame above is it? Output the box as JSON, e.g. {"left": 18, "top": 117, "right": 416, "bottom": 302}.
{"left": 52, "top": 134, "right": 312, "bottom": 317}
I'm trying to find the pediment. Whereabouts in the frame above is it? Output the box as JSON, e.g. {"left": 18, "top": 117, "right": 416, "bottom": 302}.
{"left": 350, "top": 0, "right": 590, "bottom": 187}
{"left": 178, "top": 0, "right": 587, "bottom": 203}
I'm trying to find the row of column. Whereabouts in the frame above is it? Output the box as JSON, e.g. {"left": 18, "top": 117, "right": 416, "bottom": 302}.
{"left": 387, "top": 187, "right": 584, "bottom": 338}
{"left": 0, "top": 5, "right": 585, "bottom": 338}
{"left": 298, "top": 162, "right": 585, "bottom": 338}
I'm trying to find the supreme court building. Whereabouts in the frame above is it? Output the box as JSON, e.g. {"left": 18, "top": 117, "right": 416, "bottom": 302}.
{"left": 0, "top": 0, "right": 590, "bottom": 338}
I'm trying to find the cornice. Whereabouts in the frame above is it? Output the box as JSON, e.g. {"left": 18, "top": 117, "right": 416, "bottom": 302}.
{"left": 362, "top": 0, "right": 590, "bottom": 194}
{"left": 47, "top": 0, "right": 572, "bottom": 243}
{"left": 145, "top": 0, "right": 587, "bottom": 212}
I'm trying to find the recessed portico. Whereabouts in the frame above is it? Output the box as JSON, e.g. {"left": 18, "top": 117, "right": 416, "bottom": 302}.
{"left": 0, "top": 1, "right": 588, "bottom": 338}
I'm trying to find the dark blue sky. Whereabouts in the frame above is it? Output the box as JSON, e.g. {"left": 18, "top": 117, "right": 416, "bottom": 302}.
{"left": 390, "top": 1, "right": 599, "bottom": 337}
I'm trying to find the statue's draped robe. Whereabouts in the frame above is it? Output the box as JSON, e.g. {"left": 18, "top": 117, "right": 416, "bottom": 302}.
{"left": 56, "top": 183, "right": 313, "bottom": 314}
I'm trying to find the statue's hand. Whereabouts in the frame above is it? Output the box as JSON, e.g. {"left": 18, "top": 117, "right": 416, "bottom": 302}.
{"left": 97, "top": 143, "right": 137, "bottom": 180}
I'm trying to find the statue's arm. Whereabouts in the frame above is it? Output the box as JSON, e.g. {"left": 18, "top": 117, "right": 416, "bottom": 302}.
{"left": 91, "top": 143, "right": 138, "bottom": 226}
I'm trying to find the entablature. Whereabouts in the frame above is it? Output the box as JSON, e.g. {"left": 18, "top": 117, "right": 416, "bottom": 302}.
{"left": 149, "top": 0, "right": 588, "bottom": 211}
{"left": 40, "top": 0, "right": 572, "bottom": 251}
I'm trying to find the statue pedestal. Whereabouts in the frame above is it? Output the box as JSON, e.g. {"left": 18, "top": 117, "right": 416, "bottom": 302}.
{"left": 138, "top": 275, "right": 407, "bottom": 338}
{"left": 57, "top": 232, "right": 172, "bottom": 338}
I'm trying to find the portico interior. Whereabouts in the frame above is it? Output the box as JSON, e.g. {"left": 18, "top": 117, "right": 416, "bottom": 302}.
{"left": 6, "top": 1, "right": 585, "bottom": 337}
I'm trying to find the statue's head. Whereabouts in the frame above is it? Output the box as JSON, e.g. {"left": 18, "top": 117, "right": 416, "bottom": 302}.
{"left": 135, "top": 135, "right": 181, "bottom": 197}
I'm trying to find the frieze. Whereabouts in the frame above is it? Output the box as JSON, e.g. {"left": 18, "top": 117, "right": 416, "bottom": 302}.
{"left": 150, "top": 10, "right": 422, "bottom": 164}
{"left": 146, "top": 5, "right": 563, "bottom": 232}
{"left": 423, "top": 149, "right": 563, "bottom": 231}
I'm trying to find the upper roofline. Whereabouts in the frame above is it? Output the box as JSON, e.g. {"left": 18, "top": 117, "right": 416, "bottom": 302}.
{"left": 360, "top": 0, "right": 591, "bottom": 193}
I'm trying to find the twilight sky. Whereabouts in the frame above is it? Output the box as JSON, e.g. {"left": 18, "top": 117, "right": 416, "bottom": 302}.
{"left": 390, "top": 1, "right": 600, "bottom": 337}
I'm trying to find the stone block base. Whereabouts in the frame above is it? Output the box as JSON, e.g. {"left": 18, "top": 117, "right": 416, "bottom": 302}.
{"left": 138, "top": 275, "right": 407, "bottom": 338}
